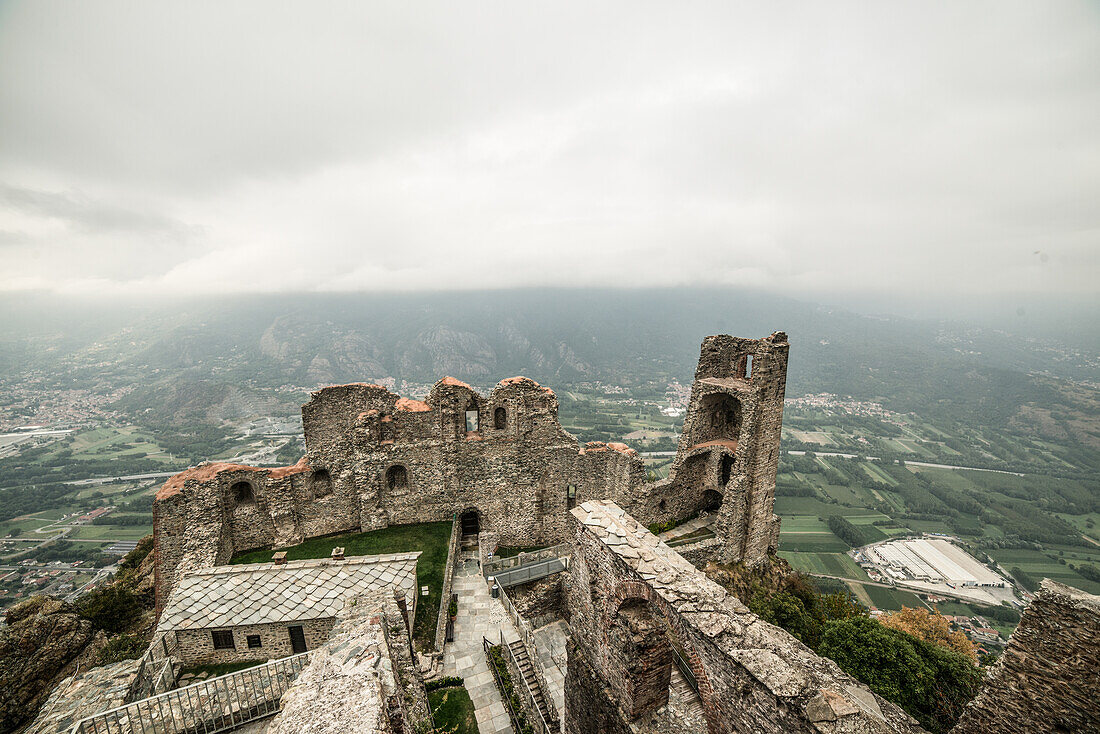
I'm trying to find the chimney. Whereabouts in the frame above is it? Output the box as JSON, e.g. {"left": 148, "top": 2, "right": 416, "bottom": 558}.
{"left": 331, "top": 546, "right": 345, "bottom": 561}
{"left": 272, "top": 551, "right": 287, "bottom": 565}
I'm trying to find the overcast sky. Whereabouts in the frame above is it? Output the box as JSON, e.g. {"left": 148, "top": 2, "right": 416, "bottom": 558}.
{"left": 0, "top": 2, "right": 1097, "bottom": 302}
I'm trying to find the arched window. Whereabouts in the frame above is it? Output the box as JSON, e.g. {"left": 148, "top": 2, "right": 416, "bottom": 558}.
{"left": 310, "top": 469, "right": 333, "bottom": 498}
{"left": 494, "top": 406, "right": 507, "bottom": 430}
{"left": 465, "top": 400, "right": 480, "bottom": 432}
{"left": 231, "top": 481, "right": 255, "bottom": 504}
{"left": 386, "top": 465, "right": 408, "bottom": 490}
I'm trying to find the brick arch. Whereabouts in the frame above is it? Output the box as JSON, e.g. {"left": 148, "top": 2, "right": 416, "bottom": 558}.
{"left": 601, "top": 581, "right": 721, "bottom": 734}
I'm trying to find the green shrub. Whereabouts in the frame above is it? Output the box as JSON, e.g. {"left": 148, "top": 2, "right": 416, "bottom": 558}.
{"left": 75, "top": 585, "right": 143, "bottom": 634}
{"left": 425, "top": 675, "right": 464, "bottom": 692}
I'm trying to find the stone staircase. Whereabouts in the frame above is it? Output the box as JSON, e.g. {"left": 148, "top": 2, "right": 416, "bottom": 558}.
{"left": 669, "top": 666, "right": 705, "bottom": 725}
{"left": 508, "top": 639, "right": 557, "bottom": 730}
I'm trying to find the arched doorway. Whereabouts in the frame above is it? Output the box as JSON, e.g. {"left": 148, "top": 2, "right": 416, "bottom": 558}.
{"left": 460, "top": 509, "right": 479, "bottom": 538}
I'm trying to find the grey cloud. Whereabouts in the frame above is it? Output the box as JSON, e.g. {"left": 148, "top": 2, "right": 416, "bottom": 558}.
{"left": 0, "top": 1, "right": 1096, "bottom": 299}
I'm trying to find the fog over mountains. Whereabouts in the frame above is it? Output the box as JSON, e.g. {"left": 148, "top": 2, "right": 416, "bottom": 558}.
{"left": 2, "top": 289, "right": 1097, "bottom": 437}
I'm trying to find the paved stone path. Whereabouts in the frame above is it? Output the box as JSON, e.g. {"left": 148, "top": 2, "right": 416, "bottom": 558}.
{"left": 443, "top": 549, "right": 521, "bottom": 734}
{"left": 531, "top": 619, "right": 568, "bottom": 717}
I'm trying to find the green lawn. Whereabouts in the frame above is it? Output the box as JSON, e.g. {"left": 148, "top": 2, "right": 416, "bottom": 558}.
{"left": 231, "top": 521, "right": 453, "bottom": 649}
{"left": 428, "top": 685, "right": 479, "bottom": 734}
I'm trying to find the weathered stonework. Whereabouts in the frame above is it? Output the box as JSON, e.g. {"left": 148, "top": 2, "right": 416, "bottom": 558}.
{"left": 153, "top": 333, "right": 790, "bottom": 614}
{"left": 173, "top": 619, "right": 334, "bottom": 666}
{"left": 564, "top": 500, "right": 926, "bottom": 734}
{"left": 264, "top": 593, "right": 431, "bottom": 734}
{"left": 953, "top": 579, "right": 1100, "bottom": 734}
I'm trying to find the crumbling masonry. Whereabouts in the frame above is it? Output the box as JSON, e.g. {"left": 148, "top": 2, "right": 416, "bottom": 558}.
{"left": 153, "top": 333, "right": 789, "bottom": 613}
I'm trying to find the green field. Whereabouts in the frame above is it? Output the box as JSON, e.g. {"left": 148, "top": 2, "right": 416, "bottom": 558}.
{"left": 861, "top": 583, "right": 927, "bottom": 611}
{"left": 779, "top": 515, "right": 829, "bottom": 532}
{"left": 989, "top": 548, "right": 1100, "bottom": 595}
{"left": 778, "top": 533, "right": 848, "bottom": 553}
{"left": 778, "top": 551, "right": 870, "bottom": 580}
{"left": 69, "top": 524, "right": 152, "bottom": 540}
{"left": 231, "top": 521, "right": 453, "bottom": 649}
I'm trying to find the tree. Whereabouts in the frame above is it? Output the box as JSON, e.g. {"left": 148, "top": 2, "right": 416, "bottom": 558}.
{"left": 880, "top": 607, "right": 976, "bottom": 662}
{"left": 819, "top": 616, "right": 982, "bottom": 733}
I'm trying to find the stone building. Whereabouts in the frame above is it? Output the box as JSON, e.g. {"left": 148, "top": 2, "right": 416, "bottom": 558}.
{"left": 564, "top": 500, "right": 926, "bottom": 734}
{"left": 153, "top": 332, "right": 789, "bottom": 613}
{"left": 157, "top": 553, "right": 419, "bottom": 666}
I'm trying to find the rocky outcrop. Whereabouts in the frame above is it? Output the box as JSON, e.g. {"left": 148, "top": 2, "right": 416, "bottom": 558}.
{"left": 0, "top": 597, "right": 98, "bottom": 733}
{"left": 952, "top": 579, "right": 1100, "bottom": 734}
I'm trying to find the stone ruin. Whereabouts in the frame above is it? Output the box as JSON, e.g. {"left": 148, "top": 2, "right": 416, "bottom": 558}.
{"left": 153, "top": 332, "right": 790, "bottom": 614}
{"left": 564, "top": 499, "right": 927, "bottom": 734}
{"left": 37, "top": 329, "right": 1091, "bottom": 734}
{"left": 562, "top": 502, "right": 1100, "bottom": 734}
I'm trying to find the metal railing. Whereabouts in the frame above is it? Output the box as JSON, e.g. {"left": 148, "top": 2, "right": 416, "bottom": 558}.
{"left": 494, "top": 585, "right": 560, "bottom": 729}
{"left": 71, "top": 652, "right": 311, "bottom": 734}
{"left": 129, "top": 631, "right": 181, "bottom": 700}
{"left": 483, "top": 638, "right": 532, "bottom": 734}
{"left": 502, "top": 638, "right": 557, "bottom": 734}
{"left": 672, "top": 646, "right": 699, "bottom": 694}
{"left": 492, "top": 557, "right": 568, "bottom": 588}
{"left": 483, "top": 543, "right": 570, "bottom": 578}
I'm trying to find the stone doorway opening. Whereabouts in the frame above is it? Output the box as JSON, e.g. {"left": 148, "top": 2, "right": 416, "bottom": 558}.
{"left": 460, "top": 509, "right": 480, "bottom": 549}
{"left": 702, "top": 489, "right": 723, "bottom": 512}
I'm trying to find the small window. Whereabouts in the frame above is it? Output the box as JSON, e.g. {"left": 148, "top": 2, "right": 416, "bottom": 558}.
{"left": 212, "top": 630, "right": 235, "bottom": 649}
{"left": 567, "top": 484, "right": 577, "bottom": 509}
{"left": 310, "top": 469, "right": 333, "bottom": 498}
{"left": 658, "top": 499, "right": 667, "bottom": 512}
{"left": 231, "top": 482, "right": 254, "bottom": 504}
{"left": 246, "top": 634, "right": 262, "bottom": 649}
{"left": 386, "top": 464, "right": 408, "bottom": 490}
{"left": 494, "top": 406, "right": 507, "bottom": 430}
{"left": 746, "top": 354, "right": 754, "bottom": 379}
{"left": 465, "top": 409, "right": 479, "bottom": 432}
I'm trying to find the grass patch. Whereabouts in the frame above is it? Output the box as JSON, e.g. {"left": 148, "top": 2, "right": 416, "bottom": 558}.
{"left": 494, "top": 545, "right": 547, "bottom": 559}
{"left": 428, "top": 685, "right": 479, "bottom": 734}
{"left": 231, "top": 521, "right": 453, "bottom": 649}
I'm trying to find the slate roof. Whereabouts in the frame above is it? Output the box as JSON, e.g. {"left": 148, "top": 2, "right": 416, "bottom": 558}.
{"left": 160, "top": 552, "right": 420, "bottom": 631}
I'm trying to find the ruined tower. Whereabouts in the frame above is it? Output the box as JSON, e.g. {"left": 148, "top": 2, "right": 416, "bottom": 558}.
{"left": 665, "top": 332, "right": 788, "bottom": 566}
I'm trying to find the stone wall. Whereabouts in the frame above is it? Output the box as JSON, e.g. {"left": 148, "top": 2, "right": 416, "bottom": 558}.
{"left": 564, "top": 500, "right": 926, "bottom": 734}
{"left": 952, "top": 579, "right": 1100, "bottom": 734}
{"left": 25, "top": 659, "right": 141, "bottom": 734}
{"left": 265, "top": 593, "right": 431, "bottom": 734}
{"left": 153, "top": 334, "right": 789, "bottom": 615}
{"left": 509, "top": 574, "right": 566, "bottom": 624}
{"left": 174, "top": 618, "right": 334, "bottom": 666}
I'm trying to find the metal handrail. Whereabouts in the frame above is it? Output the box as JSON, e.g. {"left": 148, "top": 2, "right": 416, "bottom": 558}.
{"left": 71, "top": 651, "right": 311, "bottom": 734}
{"left": 484, "top": 543, "right": 571, "bottom": 577}
{"left": 483, "top": 638, "right": 530, "bottom": 734}
{"left": 502, "top": 638, "right": 556, "bottom": 734}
